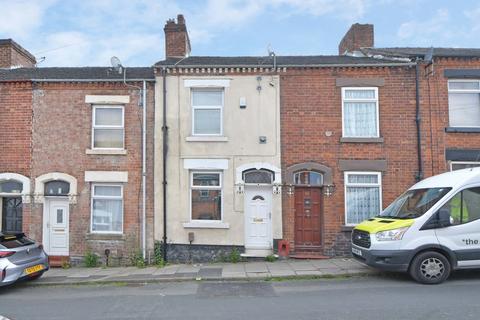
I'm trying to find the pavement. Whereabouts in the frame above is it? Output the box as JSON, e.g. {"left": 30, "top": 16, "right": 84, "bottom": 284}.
{"left": 30, "top": 258, "right": 376, "bottom": 286}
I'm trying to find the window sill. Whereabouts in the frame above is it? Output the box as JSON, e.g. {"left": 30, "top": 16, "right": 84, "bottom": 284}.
{"left": 86, "top": 149, "right": 127, "bottom": 155}
{"left": 445, "top": 127, "right": 480, "bottom": 133}
{"left": 85, "top": 233, "right": 125, "bottom": 241}
{"left": 185, "top": 136, "right": 229, "bottom": 142}
{"left": 340, "top": 137, "right": 384, "bottom": 143}
{"left": 183, "top": 221, "right": 230, "bottom": 229}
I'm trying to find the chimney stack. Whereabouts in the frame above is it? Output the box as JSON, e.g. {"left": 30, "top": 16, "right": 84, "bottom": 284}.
{"left": 338, "top": 23, "right": 374, "bottom": 55}
{"left": 164, "top": 14, "right": 191, "bottom": 59}
{"left": 0, "top": 39, "right": 36, "bottom": 68}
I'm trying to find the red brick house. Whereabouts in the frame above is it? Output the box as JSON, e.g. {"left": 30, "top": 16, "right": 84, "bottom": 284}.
{"left": 0, "top": 40, "right": 155, "bottom": 265}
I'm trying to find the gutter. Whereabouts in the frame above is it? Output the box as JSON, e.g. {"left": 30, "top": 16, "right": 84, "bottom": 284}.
{"left": 154, "top": 62, "right": 415, "bottom": 69}
{"left": 28, "top": 78, "right": 155, "bottom": 82}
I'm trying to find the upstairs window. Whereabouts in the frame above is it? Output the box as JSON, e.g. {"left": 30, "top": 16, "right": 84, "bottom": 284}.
{"left": 450, "top": 161, "right": 480, "bottom": 171}
{"left": 192, "top": 89, "right": 223, "bottom": 135}
{"left": 448, "top": 80, "right": 480, "bottom": 127}
{"left": 342, "top": 88, "right": 379, "bottom": 138}
{"left": 92, "top": 105, "right": 124, "bottom": 149}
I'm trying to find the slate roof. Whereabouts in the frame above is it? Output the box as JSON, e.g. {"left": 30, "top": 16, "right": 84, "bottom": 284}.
{"left": 362, "top": 47, "right": 480, "bottom": 59}
{"left": 0, "top": 67, "right": 155, "bottom": 82}
{"left": 155, "top": 55, "right": 412, "bottom": 67}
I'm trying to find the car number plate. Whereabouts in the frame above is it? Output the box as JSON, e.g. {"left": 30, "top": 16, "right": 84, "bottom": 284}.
{"left": 25, "top": 264, "right": 44, "bottom": 275}
{"left": 352, "top": 247, "right": 362, "bottom": 256}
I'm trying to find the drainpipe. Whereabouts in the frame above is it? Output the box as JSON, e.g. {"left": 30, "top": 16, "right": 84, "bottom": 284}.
{"left": 415, "top": 61, "right": 424, "bottom": 182}
{"left": 161, "top": 67, "right": 168, "bottom": 262}
{"left": 142, "top": 80, "right": 147, "bottom": 259}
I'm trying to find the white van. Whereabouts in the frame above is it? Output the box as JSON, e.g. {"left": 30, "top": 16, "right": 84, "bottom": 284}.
{"left": 351, "top": 167, "right": 480, "bottom": 284}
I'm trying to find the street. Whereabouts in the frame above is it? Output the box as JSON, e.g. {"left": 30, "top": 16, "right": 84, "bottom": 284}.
{"left": 1, "top": 272, "right": 480, "bottom": 320}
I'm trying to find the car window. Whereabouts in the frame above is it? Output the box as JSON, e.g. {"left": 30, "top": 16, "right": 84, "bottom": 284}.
{"left": 0, "top": 236, "right": 34, "bottom": 249}
{"left": 439, "top": 187, "right": 480, "bottom": 225}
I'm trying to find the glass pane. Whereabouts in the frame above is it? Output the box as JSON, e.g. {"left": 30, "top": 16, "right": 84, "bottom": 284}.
{"left": 92, "top": 198, "right": 123, "bottom": 232}
{"left": 345, "top": 89, "right": 376, "bottom": 99}
{"left": 243, "top": 170, "right": 273, "bottom": 184}
{"left": 57, "top": 209, "right": 63, "bottom": 224}
{"left": 294, "top": 171, "right": 323, "bottom": 186}
{"left": 45, "top": 181, "right": 70, "bottom": 196}
{"left": 94, "top": 129, "right": 124, "bottom": 148}
{"left": 191, "top": 190, "right": 221, "bottom": 220}
{"left": 463, "top": 188, "right": 480, "bottom": 223}
{"left": 451, "top": 162, "right": 480, "bottom": 171}
{"left": 192, "top": 173, "right": 220, "bottom": 187}
{"left": 343, "top": 102, "right": 377, "bottom": 137}
{"left": 194, "top": 109, "right": 221, "bottom": 134}
{"left": 448, "top": 93, "right": 480, "bottom": 127}
{"left": 348, "top": 174, "right": 378, "bottom": 184}
{"left": 94, "top": 185, "right": 122, "bottom": 197}
{"left": 0, "top": 181, "right": 23, "bottom": 193}
{"left": 95, "top": 108, "right": 123, "bottom": 126}
{"left": 449, "top": 82, "right": 480, "bottom": 90}
{"left": 346, "top": 186, "right": 381, "bottom": 224}
{"left": 192, "top": 89, "right": 223, "bottom": 106}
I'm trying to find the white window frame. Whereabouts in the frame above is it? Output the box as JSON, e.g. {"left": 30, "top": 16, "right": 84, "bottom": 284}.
{"left": 449, "top": 161, "right": 480, "bottom": 171}
{"left": 191, "top": 88, "right": 224, "bottom": 136}
{"left": 92, "top": 105, "right": 125, "bottom": 150}
{"left": 344, "top": 171, "right": 382, "bottom": 226}
{"left": 190, "top": 171, "right": 223, "bottom": 222}
{"left": 341, "top": 87, "right": 380, "bottom": 138}
{"left": 447, "top": 80, "right": 480, "bottom": 128}
{"left": 90, "top": 183, "right": 124, "bottom": 234}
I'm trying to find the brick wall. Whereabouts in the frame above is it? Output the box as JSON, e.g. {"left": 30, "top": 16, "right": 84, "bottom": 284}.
{"left": 280, "top": 66, "right": 418, "bottom": 256}
{"left": 417, "top": 58, "right": 480, "bottom": 176}
{"left": 27, "top": 81, "right": 155, "bottom": 263}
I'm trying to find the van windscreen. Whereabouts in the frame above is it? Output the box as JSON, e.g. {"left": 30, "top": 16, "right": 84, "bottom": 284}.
{"left": 379, "top": 188, "right": 451, "bottom": 219}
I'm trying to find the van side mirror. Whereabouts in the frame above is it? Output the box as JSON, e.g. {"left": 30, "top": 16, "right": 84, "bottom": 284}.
{"left": 420, "top": 208, "right": 451, "bottom": 230}
{"left": 437, "top": 208, "right": 451, "bottom": 228}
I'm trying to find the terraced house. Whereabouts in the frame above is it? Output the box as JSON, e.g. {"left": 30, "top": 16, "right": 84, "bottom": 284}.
{"left": 2, "top": 15, "right": 480, "bottom": 265}
{"left": 0, "top": 39, "right": 155, "bottom": 266}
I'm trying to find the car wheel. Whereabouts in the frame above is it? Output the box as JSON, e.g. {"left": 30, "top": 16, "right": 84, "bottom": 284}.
{"left": 409, "top": 251, "right": 450, "bottom": 284}
{"left": 27, "top": 272, "right": 44, "bottom": 281}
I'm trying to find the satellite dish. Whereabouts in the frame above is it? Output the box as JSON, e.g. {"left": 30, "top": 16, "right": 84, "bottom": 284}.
{"left": 110, "top": 56, "right": 123, "bottom": 74}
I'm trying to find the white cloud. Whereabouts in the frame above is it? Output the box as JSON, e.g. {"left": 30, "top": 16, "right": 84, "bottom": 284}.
{"left": 397, "top": 8, "right": 450, "bottom": 44}
{"left": 0, "top": 0, "right": 57, "bottom": 39}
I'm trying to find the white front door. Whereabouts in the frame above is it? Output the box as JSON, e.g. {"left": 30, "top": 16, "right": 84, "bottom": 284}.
{"left": 43, "top": 199, "right": 69, "bottom": 256}
{"left": 244, "top": 186, "right": 272, "bottom": 249}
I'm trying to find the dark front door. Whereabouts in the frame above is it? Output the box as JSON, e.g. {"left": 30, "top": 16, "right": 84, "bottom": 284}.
{"left": 2, "top": 197, "right": 23, "bottom": 232}
{"left": 294, "top": 187, "right": 322, "bottom": 251}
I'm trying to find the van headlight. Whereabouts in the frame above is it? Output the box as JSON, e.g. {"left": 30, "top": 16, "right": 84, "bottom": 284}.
{"left": 375, "top": 227, "right": 409, "bottom": 241}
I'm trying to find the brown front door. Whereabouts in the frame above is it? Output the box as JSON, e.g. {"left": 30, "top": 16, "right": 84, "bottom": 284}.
{"left": 294, "top": 187, "right": 322, "bottom": 251}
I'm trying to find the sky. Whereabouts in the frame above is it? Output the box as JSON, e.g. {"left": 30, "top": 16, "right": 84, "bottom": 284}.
{"left": 0, "top": 0, "right": 479, "bottom": 67}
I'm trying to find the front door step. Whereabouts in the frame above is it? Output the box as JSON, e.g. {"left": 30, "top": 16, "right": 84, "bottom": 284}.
{"left": 241, "top": 248, "right": 273, "bottom": 258}
{"left": 48, "top": 255, "right": 69, "bottom": 267}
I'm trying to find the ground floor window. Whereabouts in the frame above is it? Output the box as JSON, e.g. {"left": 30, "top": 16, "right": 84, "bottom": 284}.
{"left": 91, "top": 184, "right": 123, "bottom": 233}
{"left": 345, "top": 172, "right": 382, "bottom": 225}
{"left": 450, "top": 161, "right": 480, "bottom": 171}
{"left": 191, "top": 172, "right": 222, "bottom": 221}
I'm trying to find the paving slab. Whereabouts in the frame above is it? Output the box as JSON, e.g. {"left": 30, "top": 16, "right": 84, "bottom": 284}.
{"left": 288, "top": 261, "right": 317, "bottom": 271}
{"left": 245, "top": 262, "right": 268, "bottom": 273}
{"left": 295, "top": 270, "right": 323, "bottom": 276}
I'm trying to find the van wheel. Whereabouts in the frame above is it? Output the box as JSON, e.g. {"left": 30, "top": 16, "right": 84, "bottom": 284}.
{"left": 409, "top": 251, "right": 450, "bottom": 284}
